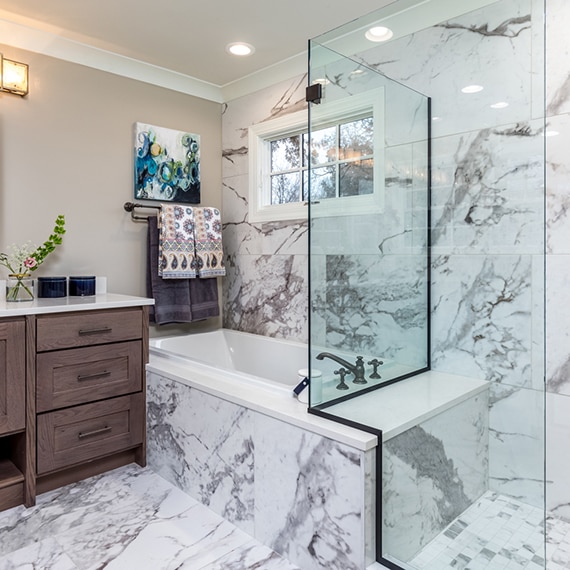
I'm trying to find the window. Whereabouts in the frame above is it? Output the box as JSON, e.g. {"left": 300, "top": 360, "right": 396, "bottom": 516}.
{"left": 249, "top": 88, "right": 385, "bottom": 222}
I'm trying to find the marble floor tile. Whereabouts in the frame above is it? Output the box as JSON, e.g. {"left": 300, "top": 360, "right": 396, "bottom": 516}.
{"left": 0, "top": 465, "right": 300, "bottom": 570}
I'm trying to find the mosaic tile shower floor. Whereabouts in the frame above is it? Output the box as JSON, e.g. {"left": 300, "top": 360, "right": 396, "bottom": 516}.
{"left": 409, "top": 491, "right": 570, "bottom": 570}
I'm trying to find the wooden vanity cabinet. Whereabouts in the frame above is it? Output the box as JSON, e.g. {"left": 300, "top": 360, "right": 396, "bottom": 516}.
{"left": 32, "top": 306, "right": 148, "bottom": 498}
{"left": 0, "top": 318, "right": 26, "bottom": 511}
{"left": 0, "top": 301, "right": 149, "bottom": 512}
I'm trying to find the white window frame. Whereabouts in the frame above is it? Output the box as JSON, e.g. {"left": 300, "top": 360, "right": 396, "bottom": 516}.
{"left": 248, "top": 88, "right": 385, "bottom": 223}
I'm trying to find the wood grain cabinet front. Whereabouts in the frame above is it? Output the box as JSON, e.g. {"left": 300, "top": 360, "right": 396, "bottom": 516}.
{"left": 36, "top": 308, "right": 142, "bottom": 352}
{"left": 33, "top": 304, "right": 148, "bottom": 500}
{"left": 36, "top": 341, "right": 142, "bottom": 412}
{"left": 0, "top": 319, "right": 25, "bottom": 435}
{"left": 36, "top": 393, "right": 144, "bottom": 475}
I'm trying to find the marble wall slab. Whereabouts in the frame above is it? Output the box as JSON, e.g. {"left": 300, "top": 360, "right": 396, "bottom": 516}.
{"left": 147, "top": 375, "right": 255, "bottom": 534}
{"left": 219, "top": 0, "right": 570, "bottom": 540}
{"left": 221, "top": 77, "right": 309, "bottom": 344}
{"left": 488, "top": 384, "right": 545, "bottom": 508}
{"left": 382, "top": 392, "right": 488, "bottom": 563}
{"left": 147, "top": 371, "right": 373, "bottom": 570}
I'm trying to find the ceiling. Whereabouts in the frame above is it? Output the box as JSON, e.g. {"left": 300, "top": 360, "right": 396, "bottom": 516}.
{"left": 0, "top": 0, "right": 394, "bottom": 88}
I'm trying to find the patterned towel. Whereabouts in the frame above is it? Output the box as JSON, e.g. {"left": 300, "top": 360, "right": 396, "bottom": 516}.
{"left": 194, "top": 207, "right": 226, "bottom": 278}
{"left": 158, "top": 205, "right": 198, "bottom": 278}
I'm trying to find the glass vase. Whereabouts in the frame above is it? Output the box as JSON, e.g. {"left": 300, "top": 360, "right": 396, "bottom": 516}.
{"left": 6, "top": 273, "right": 34, "bottom": 302}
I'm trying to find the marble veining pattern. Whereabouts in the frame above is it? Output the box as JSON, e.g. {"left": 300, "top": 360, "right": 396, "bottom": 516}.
{"left": 409, "top": 491, "right": 546, "bottom": 570}
{"left": 0, "top": 465, "right": 300, "bottom": 570}
{"left": 146, "top": 371, "right": 371, "bottom": 570}
{"left": 382, "top": 394, "right": 488, "bottom": 563}
{"left": 147, "top": 375, "right": 255, "bottom": 534}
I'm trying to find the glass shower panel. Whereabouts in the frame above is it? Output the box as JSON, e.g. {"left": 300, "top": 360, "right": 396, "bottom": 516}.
{"left": 307, "top": 0, "right": 546, "bottom": 568}
{"left": 307, "top": 42, "right": 430, "bottom": 409}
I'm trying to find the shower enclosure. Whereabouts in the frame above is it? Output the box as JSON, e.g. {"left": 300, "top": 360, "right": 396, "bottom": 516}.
{"left": 307, "top": 0, "right": 546, "bottom": 568}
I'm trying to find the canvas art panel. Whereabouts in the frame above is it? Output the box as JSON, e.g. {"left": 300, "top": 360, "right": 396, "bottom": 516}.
{"left": 134, "top": 122, "right": 200, "bottom": 203}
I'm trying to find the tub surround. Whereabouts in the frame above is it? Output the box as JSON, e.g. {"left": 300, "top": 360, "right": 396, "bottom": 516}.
{"left": 148, "top": 347, "right": 490, "bottom": 569}
{"left": 147, "top": 370, "right": 374, "bottom": 570}
{"left": 147, "top": 353, "right": 375, "bottom": 451}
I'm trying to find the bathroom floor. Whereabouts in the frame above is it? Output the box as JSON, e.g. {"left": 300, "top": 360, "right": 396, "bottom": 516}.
{"left": 0, "top": 464, "right": 300, "bottom": 570}
{"left": 409, "top": 491, "right": 570, "bottom": 570}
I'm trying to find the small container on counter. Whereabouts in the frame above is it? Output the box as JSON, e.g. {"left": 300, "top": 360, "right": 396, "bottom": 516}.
{"left": 68, "top": 276, "right": 96, "bottom": 297}
{"left": 37, "top": 276, "right": 67, "bottom": 298}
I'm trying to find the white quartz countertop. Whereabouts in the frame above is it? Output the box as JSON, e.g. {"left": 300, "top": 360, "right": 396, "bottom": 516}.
{"left": 148, "top": 354, "right": 489, "bottom": 452}
{"left": 0, "top": 293, "right": 154, "bottom": 317}
{"left": 326, "top": 370, "right": 489, "bottom": 442}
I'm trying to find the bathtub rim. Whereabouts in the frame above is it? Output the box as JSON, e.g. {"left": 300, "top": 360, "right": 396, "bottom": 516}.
{"left": 147, "top": 353, "right": 378, "bottom": 451}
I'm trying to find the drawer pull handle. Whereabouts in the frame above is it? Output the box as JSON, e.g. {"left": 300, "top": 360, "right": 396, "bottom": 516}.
{"left": 78, "top": 327, "right": 112, "bottom": 336}
{"left": 77, "top": 371, "right": 111, "bottom": 382}
{"left": 78, "top": 425, "right": 112, "bottom": 439}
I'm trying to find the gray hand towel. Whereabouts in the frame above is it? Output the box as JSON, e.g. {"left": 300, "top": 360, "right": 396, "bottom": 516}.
{"left": 147, "top": 216, "right": 220, "bottom": 325}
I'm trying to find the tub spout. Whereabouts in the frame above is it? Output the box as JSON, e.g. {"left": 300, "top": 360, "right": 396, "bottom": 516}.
{"left": 316, "top": 352, "right": 367, "bottom": 384}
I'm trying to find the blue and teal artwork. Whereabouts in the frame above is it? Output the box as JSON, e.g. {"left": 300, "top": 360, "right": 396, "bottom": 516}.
{"left": 134, "top": 122, "right": 200, "bottom": 203}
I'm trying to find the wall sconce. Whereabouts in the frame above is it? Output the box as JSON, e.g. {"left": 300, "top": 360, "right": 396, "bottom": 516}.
{"left": 0, "top": 54, "right": 29, "bottom": 97}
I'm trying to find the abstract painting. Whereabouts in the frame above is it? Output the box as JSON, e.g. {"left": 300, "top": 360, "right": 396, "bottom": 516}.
{"left": 134, "top": 122, "right": 200, "bottom": 203}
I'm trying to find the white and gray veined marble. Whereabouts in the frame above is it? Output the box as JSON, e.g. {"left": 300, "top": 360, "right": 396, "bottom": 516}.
{"left": 221, "top": 75, "right": 309, "bottom": 343}
{"left": 431, "top": 253, "right": 533, "bottom": 386}
{"left": 0, "top": 464, "right": 301, "bottom": 570}
{"left": 146, "top": 371, "right": 373, "bottom": 570}
{"left": 147, "top": 374, "right": 255, "bottom": 534}
{"left": 488, "top": 383, "right": 544, "bottom": 508}
{"left": 310, "top": 252, "right": 428, "bottom": 368}
{"left": 382, "top": 392, "right": 488, "bottom": 563}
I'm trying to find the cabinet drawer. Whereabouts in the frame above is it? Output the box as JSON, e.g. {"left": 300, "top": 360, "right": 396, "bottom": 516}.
{"left": 36, "top": 309, "right": 142, "bottom": 352}
{"left": 36, "top": 341, "right": 142, "bottom": 412}
{"left": 37, "top": 393, "right": 144, "bottom": 475}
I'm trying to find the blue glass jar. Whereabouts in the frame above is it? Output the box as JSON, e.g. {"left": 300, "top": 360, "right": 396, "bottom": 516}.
{"left": 37, "top": 276, "right": 67, "bottom": 298}
{"left": 69, "top": 276, "right": 96, "bottom": 296}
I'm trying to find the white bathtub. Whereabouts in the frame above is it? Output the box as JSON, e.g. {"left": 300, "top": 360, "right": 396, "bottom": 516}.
{"left": 149, "top": 329, "right": 308, "bottom": 396}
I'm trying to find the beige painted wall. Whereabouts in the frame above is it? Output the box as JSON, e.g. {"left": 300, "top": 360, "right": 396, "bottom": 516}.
{"left": 0, "top": 44, "right": 223, "bottom": 331}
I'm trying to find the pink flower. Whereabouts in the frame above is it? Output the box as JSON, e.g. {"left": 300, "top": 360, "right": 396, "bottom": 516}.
{"left": 23, "top": 257, "right": 37, "bottom": 269}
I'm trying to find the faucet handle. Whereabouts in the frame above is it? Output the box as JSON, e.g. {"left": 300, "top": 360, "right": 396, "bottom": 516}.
{"left": 334, "top": 368, "right": 350, "bottom": 390}
{"left": 368, "top": 358, "right": 384, "bottom": 379}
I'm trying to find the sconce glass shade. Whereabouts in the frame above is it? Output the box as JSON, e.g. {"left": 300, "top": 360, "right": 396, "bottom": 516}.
{"left": 0, "top": 54, "right": 29, "bottom": 96}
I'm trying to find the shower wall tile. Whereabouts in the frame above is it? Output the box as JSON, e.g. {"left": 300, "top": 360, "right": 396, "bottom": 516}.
{"left": 545, "top": 254, "right": 570, "bottom": 395}
{"left": 545, "top": 0, "right": 570, "bottom": 118}
{"left": 146, "top": 372, "right": 255, "bottom": 535}
{"left": 146, "top": 371, "right": 371, "bottom": 570}
{"left": 546, "top": 391, "right": 570, "bottom": 520}
{"left": 254, "top": 414, "right": 370, "bottom": 570}
{"left": 353, "top": 0, "right": 534, "bottom": 139}
{"left": 382, "top": 393, "right": 488, "bottom": 562}
{"left": 223, "top": 253, "right": 308, "bottom": 342}
{"left": 546, "top": 113, "right": 570, "bottom": 255}
{"left": 488, "top": 384, "right": 544, "bottom": 508}
{"left": 431, "top": 254, "right": 533, "bottom": 387}
{"left": 430, "top": 121, "right": 544, "bottom": 256}
{"left": 310, "top": 253, "right": 428, "bottom": 367}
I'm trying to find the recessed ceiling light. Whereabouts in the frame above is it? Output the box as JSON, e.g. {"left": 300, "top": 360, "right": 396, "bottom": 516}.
{"left": 432, "top": 116, "right": 442, "bottom": 122}
{"left": 543, "top": 130, "right": 560, "bottom": 137}
{"left": 365, "top": 26, "right": 394, "bottom": 42}
{"left": 461, "top": 84, "right": 484, "bottom": 94}
{"left": 226, "top": 42, "right": 255, "bottom": 56}
{"left": 490, "top": 101, "right": 509, "bottom": 109}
